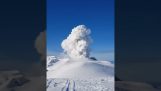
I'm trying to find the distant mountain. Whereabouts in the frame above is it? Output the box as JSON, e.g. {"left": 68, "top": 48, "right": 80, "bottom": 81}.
{"left": 47, "top": 56, "right": 59, "bottom": 69}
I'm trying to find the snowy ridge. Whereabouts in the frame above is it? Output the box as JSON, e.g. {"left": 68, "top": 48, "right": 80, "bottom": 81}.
{"left": 47, "top": 56, "right": 60, "bottom": 70}
{"left": 47, "top": 59, "right": 114, "bottom": 79}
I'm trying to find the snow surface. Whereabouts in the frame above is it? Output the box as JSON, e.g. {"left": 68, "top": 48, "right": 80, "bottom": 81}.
{"left": 47, "top": 58, "right": 114, "bottom": 79}
{"left": 47, "top": 78, "right": 114, "bottom": 91}
{"left": 47, "top": 56, "right": 60, "bottom": 69}
{"left": 47, "top": 56, "right": 114, "bottom": 91}
{"left": 0, "top": 62, "right": 161, "bottom": 91}
{"left": 47, "top": 56, "right": 161, "bottom": 91}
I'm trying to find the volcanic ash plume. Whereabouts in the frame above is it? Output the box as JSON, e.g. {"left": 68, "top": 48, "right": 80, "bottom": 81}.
{"left": 61, "top": 25, "right": 92, "bottom": 59}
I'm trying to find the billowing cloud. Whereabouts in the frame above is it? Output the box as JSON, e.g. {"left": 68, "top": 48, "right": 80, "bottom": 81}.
{"left": 61, "top": 25, "right": 92, "bottom": 59}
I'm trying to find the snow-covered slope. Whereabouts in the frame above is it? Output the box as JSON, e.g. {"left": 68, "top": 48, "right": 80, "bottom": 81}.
{"left": 47, "top": 57, "right": 114, "bottom": 91}
{"left": 47, "top": 58, "right": 114, "bottom": 79}
{"left": 47, "top": 56, "right": 59, "bottom": 70}
{"left": 47, "top": 78, "right": 114, "bottom": 91}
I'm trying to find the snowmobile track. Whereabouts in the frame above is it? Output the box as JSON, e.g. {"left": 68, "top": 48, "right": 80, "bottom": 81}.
{"left": 61, "top": 80, "right": 76, "bottom": 91}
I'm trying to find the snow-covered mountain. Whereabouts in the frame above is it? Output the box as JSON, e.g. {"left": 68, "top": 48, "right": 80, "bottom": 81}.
{"left": 47, "top": 56, "right": 161, "bottom": 91}
{"left": 47, "top": 56, "right": 114, "bottom": 91}
{"left": 47, "top": 58, "right": 114, "bottom": 79}
{"left": 47, "top": 56, "right": 59, "bottom": 69}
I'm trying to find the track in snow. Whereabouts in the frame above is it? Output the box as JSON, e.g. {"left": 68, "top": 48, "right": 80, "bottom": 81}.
{"left": 47, "top": 78, "right": 114, "bottom": 91}
{"left": 61, "top": 80, "right": 75, "bottom": 91}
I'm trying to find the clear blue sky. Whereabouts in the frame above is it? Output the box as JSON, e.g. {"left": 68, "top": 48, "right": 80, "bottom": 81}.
{"left": 47, "top": 0, "right": 114, "bottom": 61}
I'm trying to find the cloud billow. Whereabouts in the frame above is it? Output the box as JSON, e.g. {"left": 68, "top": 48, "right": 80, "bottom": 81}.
{"left": 61, "top": 25, "right": 92, "bottom": 59}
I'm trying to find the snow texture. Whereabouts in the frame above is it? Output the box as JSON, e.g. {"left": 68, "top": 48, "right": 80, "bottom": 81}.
{"left": 47, "top": 56, "right": 114, "bottom": 91}
{"left": 47, "top": 78, "right": 114, "bottom": 91}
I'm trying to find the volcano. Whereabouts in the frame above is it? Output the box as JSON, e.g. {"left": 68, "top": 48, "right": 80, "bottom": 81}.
{"left": 47, "top": 57, "right": 114, "bottom": 91}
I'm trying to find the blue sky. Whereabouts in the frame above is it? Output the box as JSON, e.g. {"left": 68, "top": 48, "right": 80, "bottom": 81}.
{"left": 47, "top": 0, "right": 114, "bottom": 61}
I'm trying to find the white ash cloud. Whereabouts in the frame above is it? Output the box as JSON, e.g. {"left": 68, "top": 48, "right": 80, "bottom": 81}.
{"left": 61, "top": 25, "right": 92, "bottom": 59}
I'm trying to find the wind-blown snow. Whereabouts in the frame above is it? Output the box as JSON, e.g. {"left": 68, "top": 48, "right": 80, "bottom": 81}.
{"left": 61, "top": 25, "right": 92, "bottom": 59}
